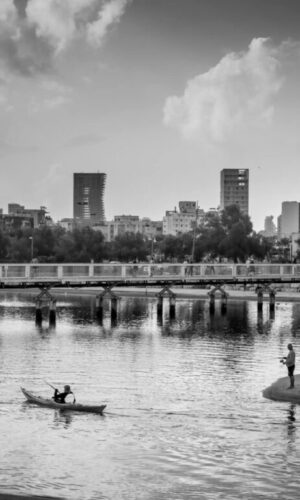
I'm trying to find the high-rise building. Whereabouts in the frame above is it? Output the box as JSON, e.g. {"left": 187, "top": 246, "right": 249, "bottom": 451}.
{"left": 73, "top": 173, "right": 106, "bottom": 227}
{"left": 220, "top": 169, "right": 249, "bottom": 214}
{"left": 264, "top": 215, "right": 277, "bottom": 238}
{"left": 280, "top": 201, "right": 300, "bottom": 239}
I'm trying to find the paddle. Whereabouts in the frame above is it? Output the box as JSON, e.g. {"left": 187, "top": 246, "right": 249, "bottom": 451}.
{"left": 44, "top": 380, "right": 76, "bottom": 403}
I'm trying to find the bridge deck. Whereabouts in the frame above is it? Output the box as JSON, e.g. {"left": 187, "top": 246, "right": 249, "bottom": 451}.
{"left": 1, "top": 263, "right": 300, "bottom": 288}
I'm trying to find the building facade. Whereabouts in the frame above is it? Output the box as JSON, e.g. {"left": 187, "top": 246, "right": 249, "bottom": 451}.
{"left": 220, "top": 169, "right": 249, "bottom": 214}
{"left": 73, "top": 173, "right": 106, "bottom": 227}
{"left": 95, "top": 216, "right": 163, "bottom": 242}
{"left": 163, "top": 201, "right": 204, "bottom": 236}
{"left": 7, "top": 204, "right": 48, "bottom": 228}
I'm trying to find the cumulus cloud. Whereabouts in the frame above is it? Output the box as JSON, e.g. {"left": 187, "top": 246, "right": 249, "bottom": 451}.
{"left": 0, "top": 0, "right": 131, "bottom": 75}
{"left": 87, "top": 0, "right": 129, "bottom": 47}
{"left": 163, "top": 38, "right": 286, "bottom": 142}
{"left": 0, "top": 0, "right": 16, "bottom": 21}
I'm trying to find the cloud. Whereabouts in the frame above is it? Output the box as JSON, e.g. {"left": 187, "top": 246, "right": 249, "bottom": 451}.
{"left": 0, "top": 0, "right": 16, "bottom": 21}
{"left": 87, "top": 0, "right": 130, "bottom": 48}
{"left": 0, "top": 0, "right": 131, "bottom": 76}
{"left": 163, "top": 38, "right": 286, "bottom": 142}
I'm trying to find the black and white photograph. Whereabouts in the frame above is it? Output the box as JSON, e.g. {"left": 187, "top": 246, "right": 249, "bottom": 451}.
{"left": 1, "top": 1, "right": 300, "bottom": 499}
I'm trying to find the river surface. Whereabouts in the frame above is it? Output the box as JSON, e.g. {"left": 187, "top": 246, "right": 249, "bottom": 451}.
{"left": 0, "top": 291, "right": 300, "bottom": 500}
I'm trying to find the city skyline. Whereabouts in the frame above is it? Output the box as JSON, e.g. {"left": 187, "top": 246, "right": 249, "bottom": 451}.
{"left": 0, "top": 0, "right": 300, "bottom": 231}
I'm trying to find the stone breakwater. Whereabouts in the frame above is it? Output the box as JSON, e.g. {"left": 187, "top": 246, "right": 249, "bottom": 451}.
{"left": 263, "top": 374, "right": 300, "bottom": 404}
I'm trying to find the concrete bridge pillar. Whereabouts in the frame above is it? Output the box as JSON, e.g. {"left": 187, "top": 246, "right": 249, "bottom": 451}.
{"left": 269, "top": 288, "right": 276, "bottom": 312}
{"left": 157, "top": 287, "right": 176, "bottom": 320}
{"left": 207, "top": 286, "right": 228, "bottom": 314}
{"left": 95, "top": 295, "right": 104, "bottom": 321}
{"left": 49, "top": 299, "right": 56, "bottom": 326}
{"left": 95, "top": 287, "right": 119, "bottom": 324}
{"left": 209, "top": 292, "right": 215, "bottom": 314}
{"left": 35, "top": 287, "right": 56, "bottom": 326}
{"left": 221, "top": 293, "right": 227, "bottom": 314}
{"left": 256, "top": 286, "right": 264, "bottom": 311}
{"left": 111, "top": 296, "right": 118, "bottom": 321}
{"left": 169, "top": 294, "right": 176, "bottom": 319}
{"left": 35, "top": 299, "right": 43, "bottom": 324}
{"left": 157, "top": 295, "right": 163, "bottom": 318}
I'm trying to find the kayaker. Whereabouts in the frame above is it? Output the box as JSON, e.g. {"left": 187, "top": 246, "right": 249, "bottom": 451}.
{"left": 53, "top": 385, "right": 75, "bottom": 403}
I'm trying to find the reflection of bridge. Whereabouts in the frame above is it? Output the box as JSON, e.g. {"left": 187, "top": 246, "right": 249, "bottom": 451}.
{"left": 1, "top": 262, "right": 300, "bottom": 287}
{"left": 1, "top": 263, "right": 299, "bottom": 325}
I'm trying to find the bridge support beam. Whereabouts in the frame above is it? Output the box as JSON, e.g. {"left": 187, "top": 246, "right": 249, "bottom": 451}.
{"left": 96, "top": 287, "right": 120, "bottom": 324}
{"left": 35, "top": 287, "right": 56, "bottom": 326}
{"left": 208, "top": 286, "right": 228, "bottom": 314}
{"left": 157, "top": 286, "right": 176, "bottom": 321}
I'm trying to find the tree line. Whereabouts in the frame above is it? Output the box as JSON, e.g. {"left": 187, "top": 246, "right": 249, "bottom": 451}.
{"left": 0, "top": 205, "right": 292, "bottom": 263}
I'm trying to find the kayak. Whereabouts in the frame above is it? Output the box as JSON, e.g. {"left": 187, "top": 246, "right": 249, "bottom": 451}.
{"left": 21, "top": 387, "right": 106, "bottom": 414}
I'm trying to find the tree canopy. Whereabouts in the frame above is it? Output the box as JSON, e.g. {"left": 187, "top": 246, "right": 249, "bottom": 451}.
{"left": 0, "top": 205, "right": 282, "bottom": 263}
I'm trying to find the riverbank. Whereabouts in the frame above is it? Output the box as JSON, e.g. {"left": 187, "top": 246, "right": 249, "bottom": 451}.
{"left": 1, "top": 286, "right": 300, "bottom": 302}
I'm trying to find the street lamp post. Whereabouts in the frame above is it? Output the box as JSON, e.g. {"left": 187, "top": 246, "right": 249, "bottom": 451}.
{"left": 191, "top": 201, "right": 198, "bottom": 263}
{"left": 151, "top": 238, "right": 156, "bottom": 261}
{"left": 29, "top": 236, "right": 34, "bottom": 262}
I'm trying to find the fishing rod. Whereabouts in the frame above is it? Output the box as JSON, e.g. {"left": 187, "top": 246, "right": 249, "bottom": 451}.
{"left": 44, "top": 380, "right": 76, "bottom": 403}
{"left": 44, "top": 380, "right": 57, "bottom": 390}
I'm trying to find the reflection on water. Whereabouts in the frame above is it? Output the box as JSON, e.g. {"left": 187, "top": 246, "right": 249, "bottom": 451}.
{"left": 1, "top": 291, "right": 300, "bottom": 499}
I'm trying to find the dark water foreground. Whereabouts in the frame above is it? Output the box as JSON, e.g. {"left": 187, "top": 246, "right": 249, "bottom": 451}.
{"left": 1, "top": 292, "right": 300, "bottom": 500}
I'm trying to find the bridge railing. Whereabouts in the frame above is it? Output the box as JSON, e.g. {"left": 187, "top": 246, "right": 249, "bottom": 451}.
{"left": 1, "top": 263, "right": 300, "bottom": 284}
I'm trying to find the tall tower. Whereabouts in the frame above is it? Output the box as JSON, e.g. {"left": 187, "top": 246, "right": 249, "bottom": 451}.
{"left": 220, "top": 169, "right": 249, "bottom": 214}
{"left": 280, "top": 201, "right": 300, "bottom": 239}
{"left": 73, "top": 173, "right": 106, "bottom": 227}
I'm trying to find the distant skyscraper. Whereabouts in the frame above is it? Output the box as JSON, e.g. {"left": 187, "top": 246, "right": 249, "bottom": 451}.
{"left": 280, "top": 201, "right": 300, "bottom": 239}
{"left": 264, "top": 215, "right": 277, "bottom": 237}
{"left": 73, "top": 173, "right": 106, "bottom": 227}
{"left": 220, "top": 169, "right": 249, "bottom": 214}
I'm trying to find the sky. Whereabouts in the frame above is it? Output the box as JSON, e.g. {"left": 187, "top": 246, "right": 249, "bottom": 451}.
{"left": 0, "top": 0, "right": 300, "bottom": 231}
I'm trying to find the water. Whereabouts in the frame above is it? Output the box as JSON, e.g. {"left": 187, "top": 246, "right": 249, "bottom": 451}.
{"left": 0, "top": 291, "right": 300, "bottom": 500}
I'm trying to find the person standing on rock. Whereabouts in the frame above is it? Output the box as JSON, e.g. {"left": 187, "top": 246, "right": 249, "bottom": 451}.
{"left": 282, "top": 344, "right": 296, "bottom": 389}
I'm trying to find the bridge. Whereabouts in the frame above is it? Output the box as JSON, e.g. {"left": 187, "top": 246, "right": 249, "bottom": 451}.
{"left": 1, "top": 262, "right": 300, "bottom": 288}
{"left": 1, "top": 262, "right": 298, "bottom": 325}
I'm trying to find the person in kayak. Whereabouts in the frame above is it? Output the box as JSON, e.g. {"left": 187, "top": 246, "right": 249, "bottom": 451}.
{"left": 53, "top": 385, "right": 75, "bottom": 403}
